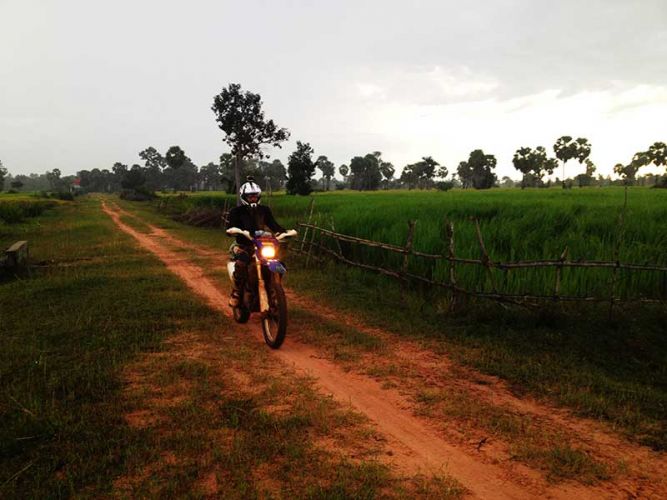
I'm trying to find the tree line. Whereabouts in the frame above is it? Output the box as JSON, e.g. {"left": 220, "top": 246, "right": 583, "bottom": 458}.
{"left": 1, "top": 83, "right": 665, "bottom": 195}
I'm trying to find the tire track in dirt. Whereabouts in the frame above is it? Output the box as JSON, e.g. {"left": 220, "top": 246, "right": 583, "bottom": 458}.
{"left": 103, "top": 201, "right": 663, "bottom": 499}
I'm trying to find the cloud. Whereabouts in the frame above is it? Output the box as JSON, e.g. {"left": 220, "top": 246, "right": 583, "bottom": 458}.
{"left": 353, "top": 65, "right": 499, "bottom": 105}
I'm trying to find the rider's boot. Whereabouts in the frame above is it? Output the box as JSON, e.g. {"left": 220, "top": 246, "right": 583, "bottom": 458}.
{"left": 229, "top": 259, "right": 248, "bottom": 307}
{"left": 229, "top": 288, "right": 241, "bottom": 307}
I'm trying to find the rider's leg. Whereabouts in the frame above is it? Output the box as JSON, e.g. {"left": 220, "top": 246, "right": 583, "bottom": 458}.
{"left": 229, "top": 249, "right": 251, "bottom": 307}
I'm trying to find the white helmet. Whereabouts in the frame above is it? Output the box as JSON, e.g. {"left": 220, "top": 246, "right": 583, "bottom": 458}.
{"left": 239, "top": 177, "right": 262, "bottom": 207}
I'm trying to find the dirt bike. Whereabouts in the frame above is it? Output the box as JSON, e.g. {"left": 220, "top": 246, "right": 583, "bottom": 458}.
{"left": 225, "top": 227, "right": 297, "bottom": 349}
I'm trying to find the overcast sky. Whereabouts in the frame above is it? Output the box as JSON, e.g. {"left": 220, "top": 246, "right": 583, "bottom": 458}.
{"left": 1, "top": 0, "right": 666, "bottom": 179}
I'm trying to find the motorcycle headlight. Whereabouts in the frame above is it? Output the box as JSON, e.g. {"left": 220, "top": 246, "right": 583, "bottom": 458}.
{"left": 260, "top": 245, "right": 276, "bottom": 259}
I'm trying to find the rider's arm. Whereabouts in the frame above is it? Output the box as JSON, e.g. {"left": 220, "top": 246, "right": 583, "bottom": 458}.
{"left": 263, "top": 206, "right": 286, "bottom": 235}
{"left": 226, "top": 207, "right": 241, "bottom": 230}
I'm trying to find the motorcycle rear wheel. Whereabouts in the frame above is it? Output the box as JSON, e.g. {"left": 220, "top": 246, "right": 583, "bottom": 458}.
{"left": 262, "top": 282, "right": 287, "bottom": 349}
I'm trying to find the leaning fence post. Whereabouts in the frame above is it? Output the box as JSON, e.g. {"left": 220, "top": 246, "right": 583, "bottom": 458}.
{"left": 329, "top": 216, "right": 344, "bottom": 257}
{"left": 300, "top": 198, "right": 315, "bottom": 252}
{"left": 401, "top": 220, "right": 416, "bottom": 281}
{"left": 305, "top": 215, "right": 319, "bottom": 268}
{"left": 474, "top": 218, "right": 497, "bottom": 293}
{"left": 222, "top": 198, "right": 229, "bottom": 226}
{"left": 554, "top": 247, "right": 568, "bottom": 300}
{"left": 609, "top": 187, "right": 628, "bottom": 319}
{"left": 445, "top": 221, "right": 459, "bottom": 309}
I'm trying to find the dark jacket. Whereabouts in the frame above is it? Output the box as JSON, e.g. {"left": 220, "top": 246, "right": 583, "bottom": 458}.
{"left": 226, "top": 204, "right": 286, "bottom": 245}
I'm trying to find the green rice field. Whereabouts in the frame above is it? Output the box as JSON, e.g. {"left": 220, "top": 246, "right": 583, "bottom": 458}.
{"left": 156, "top": 188, "right": 667, "bottom": 301}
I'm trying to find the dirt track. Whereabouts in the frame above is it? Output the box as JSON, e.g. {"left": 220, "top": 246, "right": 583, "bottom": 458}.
{"left": 102, "top": 201, "right": 666, "bottom": 499}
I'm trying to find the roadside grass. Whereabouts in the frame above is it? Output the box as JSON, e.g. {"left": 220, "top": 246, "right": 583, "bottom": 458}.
{"left": 115, "top": 196, "right": 667, "bottom": 452}
{"left": 0, "top": 194, "right": 64, "bottom": 237}
{"left": 285, "top": 259, "right": 667, "bottom": 450}
{"left": 413, "top": 387, "right": 612, "bottom": 484}
{"left": 1, "top": 198, "right": 216, "bottom": 497}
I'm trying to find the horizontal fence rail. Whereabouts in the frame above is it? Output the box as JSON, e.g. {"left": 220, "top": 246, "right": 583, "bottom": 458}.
{"left": 297, "top": 222, "right": 667, "bottom": 273}
{"left": 292, "top": 218, "right": 667, "bottom": 309}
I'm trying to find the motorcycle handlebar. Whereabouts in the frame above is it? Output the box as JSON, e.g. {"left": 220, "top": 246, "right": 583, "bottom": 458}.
{"left": 226, "top": 227, "right": 297, "bottom": 242}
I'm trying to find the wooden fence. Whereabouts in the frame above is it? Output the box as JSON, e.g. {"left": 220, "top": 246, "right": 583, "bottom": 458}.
{"left": 290, "top": 213, "right": 667, "bottom": 310}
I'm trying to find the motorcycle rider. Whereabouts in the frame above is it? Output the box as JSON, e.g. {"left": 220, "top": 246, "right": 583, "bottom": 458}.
{"left": 226, "top": 177, "right": 286, "bottom": 307}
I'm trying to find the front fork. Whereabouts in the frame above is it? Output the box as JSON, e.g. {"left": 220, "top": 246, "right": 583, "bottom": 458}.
{"left": 256, "top": 260, "right": 270, "bottom": 314}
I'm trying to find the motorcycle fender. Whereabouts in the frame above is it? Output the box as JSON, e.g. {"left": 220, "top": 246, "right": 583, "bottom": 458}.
{"left": 267, "top": 260, "right": 287, "bottom": 275}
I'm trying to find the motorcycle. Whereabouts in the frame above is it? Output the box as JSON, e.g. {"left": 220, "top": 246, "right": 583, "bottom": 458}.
{"left": 225, "top": 227, "right": 297, "bottom": 349}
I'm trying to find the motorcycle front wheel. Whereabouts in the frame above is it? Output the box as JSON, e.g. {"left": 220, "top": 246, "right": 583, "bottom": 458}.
{"left": 233, "top": 305, "right": 250, "bottom": 324}
{"left": 262, "top": 281, "right": 287, "bottom": 349}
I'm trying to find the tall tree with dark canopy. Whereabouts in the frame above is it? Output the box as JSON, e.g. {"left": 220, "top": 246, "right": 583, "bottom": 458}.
{"left": 338, "top": 164, "right": 349, "bottom": 187}
{"left": 139, "top": 146, "right": 166, "bottom": 190}
{"left": 349, "top": 153, "right": 382, "bottom": 190}
{"left": 553, "top": 136, "right": 592, "bottom": 188}
{"left": 458, "top": 150, "right": 497, "bottom": 189}
{"left": 315, "top": 155, "right": 336, "bottom": 190}
{"left": 211, "top": 83, "right": 290, "bottom": 203}
{"left": 512, "top": 146, "right": 557, "bottom": 188}
{"left": 379, "top": 160, "right": 395, "bottom": 189}
{"left": 122, "top": 164, "right": 146, "bottom": 190}
{"left": 286, "top": 141, "right": 316, "bottom": 195}
{"left": 165, "top": 145, "right": 187, "bottom": 170}
{"left": 401, "top": 156, "right": 439, "bottom": 189}
{"left": 259, "top": 159, "right": 287, "bottom": 193}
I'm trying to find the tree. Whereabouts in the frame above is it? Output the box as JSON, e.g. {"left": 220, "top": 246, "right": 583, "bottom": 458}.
{"left": 218, "top": 153, "right": 236, "bottom": 193}
{"left": 646, "top": 141, "right": 666, "bottom": 171}
{"left": 315, "top": 155, "right": 336, "bottom": 191}
{"left": 139, "top": 146, "right": 166, "bottom": 190}
{"left": 0, "top": 160, "right": 7, "bottom": 191}
{"left": 436, "top": 164, "right": 449, "bottom": 181}
{"left": 512, "top": 146, "right": 556, "bottom": 188}
{"left": 46, "top": 168, "right": 62, "bottom": 190}
{"left": 553, "top": 136, "right": 591, "bottom": 188}
{"left": 211, "top": 83, "right": 290, "bottom": 203}
{"left": 265, "top": 159, "right": 287, "bottom": 192}
{"left": 379, "top": 160, "right": 395, "bottom": 189}
{"left": 199, "top": 162, "right": 222, "bottom": 191}
{"left": 400, "top": 156, "right": 439, "bottom": 189}
{"left": 349, "top": 154, "right": 382, "bottom": 191}
{"left": 10, "top": 179, "right": 24, "bottom": 190}
{"left": 165, "top": 145, "right": 186, "bottom": 170}
{"left": 458, "top": 150, "right": 497, "bottom": 189}
{"left": 576, "top": 159, "right": 597, "bottom": 187}
{"left": 286, "top": 142, "right": 316, "bottom": 195}
{"left": 122, "top": 164, "right": 146, "bottom": 190}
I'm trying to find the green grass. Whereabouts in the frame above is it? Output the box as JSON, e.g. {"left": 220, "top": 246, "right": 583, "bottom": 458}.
{"left": 124, "top": 191, "right": 667, "bottom": 450}
{"left": 284, "top": 259, "right": 667, "bottom": 449}
{"left": 1, "top": 196, "right": 464, "bottom": 498}
{"left": 0, "top": 192, "right": 64, "bottom": 227}
{"left": 157, "top": 188, "right": 667, "bottom": 300}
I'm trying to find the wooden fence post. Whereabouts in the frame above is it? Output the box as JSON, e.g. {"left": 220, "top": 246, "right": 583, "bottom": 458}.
{"left": 305, "top": 215, "right": 319, "bottom": 267}
{"left": 329, "top": 216, "right": 344, "bottom": 257}
{"left": 300, "top": 198, "right": 315, "bottom": 252}
{"left": 609, "top": 187, "right": 628, "bottom": 319}
{"left": 445, "top": 221, "right": 458, "bottom": 309}
{"left": 554, "top": 247, "right": 568, "bottom": 300}
{"left": 474, "top": 218, "right": 498, "bottom": 293}
{"left": 221, "top": 198, "right": 228, "bottom": 226}
{"left": 401, "top": 220, "right": 416, "bottom": 281}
